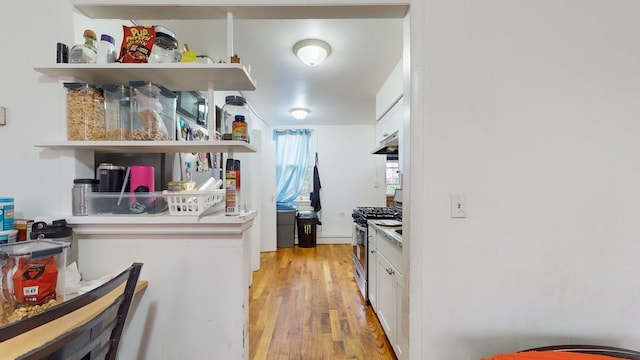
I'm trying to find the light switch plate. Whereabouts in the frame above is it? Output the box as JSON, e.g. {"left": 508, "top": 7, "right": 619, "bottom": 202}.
{"left": 0, "top": 106, "right": 6, "bottom": 125}
{"left": 450, "top": 192, "right": 467, "bottom": 218}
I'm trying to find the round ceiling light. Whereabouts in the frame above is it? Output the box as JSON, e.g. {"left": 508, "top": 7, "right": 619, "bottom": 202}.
{"left": 290, "top": 108, "right": 310, "bottom": 120}
{"left": 293, "top": 39, "right": 331, "bottom": 67}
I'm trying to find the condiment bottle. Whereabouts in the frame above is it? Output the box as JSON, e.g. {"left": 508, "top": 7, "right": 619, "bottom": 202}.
{"left": 69, "top": 29, "right": 98, "bottom": 64}
{"left": 232, "top": 115, "right": 248, "bottom": 142}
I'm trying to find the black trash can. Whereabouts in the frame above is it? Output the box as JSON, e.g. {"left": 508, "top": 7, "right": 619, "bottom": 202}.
{"left": 297, "top": 210, "right": 318, "bottom": 248}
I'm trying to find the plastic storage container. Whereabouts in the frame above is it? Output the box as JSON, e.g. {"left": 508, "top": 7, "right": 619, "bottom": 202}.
{"left": 64, "top": 83, "right": 106, "bottom": 141}
{"left": 0, "top": 240, "right": 69, "bottom": 310}
{"left": 297, "top": 210, "right": 318, "bottom": 248}
{"left": 0, "top": 229, "right": 17, "bottom": 244}
{"left": 130, "top": 81, "right": 177, "bottom": 141}
{"left": 30, "top": 220, "right": 74, "bottom": 265}
{"left": 221, "top": 96, "right": 250, "bottom": 142}
{"left": 102, "top": 84, "right": 132, "bottom": 140}
{"left": 148, "top": 26, "right": 178, "bottom": 63}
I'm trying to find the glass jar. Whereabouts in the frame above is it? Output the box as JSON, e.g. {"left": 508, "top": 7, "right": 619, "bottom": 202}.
{"left": 221, "top": 95, "right": 250, "bottom": 142}
{"left": 148, "top": 26, "right": 178, "bottom": 63}
{"left": 63, "top": 82, "right": 106, "bottom": 141}
{"left": 102, "top": 84, "right": 132, "bottom": 140}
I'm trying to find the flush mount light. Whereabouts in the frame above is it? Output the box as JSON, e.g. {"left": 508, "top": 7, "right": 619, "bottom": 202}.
{"left": 290, "top": 108, "right": 310, "bottom": 120}
{"left": 293, "top": 39, "right": 331, "bottom": 67}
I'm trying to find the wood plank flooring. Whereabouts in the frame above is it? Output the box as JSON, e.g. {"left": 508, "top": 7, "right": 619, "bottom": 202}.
{"left": 249, "top": 244, "right": 397, "bottom": 360}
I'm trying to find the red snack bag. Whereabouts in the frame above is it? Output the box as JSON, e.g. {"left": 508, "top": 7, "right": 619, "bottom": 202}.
{"left": 12, "top": 256, "right": 58, "bottom": 305}
{"left": 118, "top": 25, "right": 156, "bottom": 63}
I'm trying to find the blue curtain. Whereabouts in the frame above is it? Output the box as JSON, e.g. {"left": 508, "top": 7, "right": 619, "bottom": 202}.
{"left": 273, "top": 129, "right": 311, "bottom": 207}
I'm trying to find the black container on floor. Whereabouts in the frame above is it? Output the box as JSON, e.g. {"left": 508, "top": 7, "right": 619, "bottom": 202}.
{"left": 297, "top": 210, "right": 318, "bottom": 248}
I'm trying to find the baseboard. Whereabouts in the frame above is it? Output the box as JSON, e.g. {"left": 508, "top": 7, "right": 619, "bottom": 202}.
{"left": 295, "top": 236, "right": 352, "bottom": 245}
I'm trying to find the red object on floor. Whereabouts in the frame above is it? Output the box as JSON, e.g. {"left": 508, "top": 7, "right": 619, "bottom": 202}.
{"left": 483, "top": 351, "right": 621, "bottom": 360}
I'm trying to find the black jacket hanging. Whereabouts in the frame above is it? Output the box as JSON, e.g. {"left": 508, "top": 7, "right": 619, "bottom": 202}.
{"left": 310, "top": 153, "right": 321, "bottom": 212}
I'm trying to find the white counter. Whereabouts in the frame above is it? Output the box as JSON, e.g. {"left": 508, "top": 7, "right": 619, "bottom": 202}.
{"left": 67, "top": 211, "right": 257, "bottom": 360}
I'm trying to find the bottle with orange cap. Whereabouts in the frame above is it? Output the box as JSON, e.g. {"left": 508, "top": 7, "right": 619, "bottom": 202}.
{"left": 69, "top": 29, "right": 98, "bottom": 64}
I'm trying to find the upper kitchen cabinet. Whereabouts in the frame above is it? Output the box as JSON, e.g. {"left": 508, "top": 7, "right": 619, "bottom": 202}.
{"left": 375, "top": 60, "right": 403, "bottom": 145}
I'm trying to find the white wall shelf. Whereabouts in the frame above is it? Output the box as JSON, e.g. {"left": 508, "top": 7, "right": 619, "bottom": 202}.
{"left": 35, "top": 140, "right": 256, "bottom": 153}
{"left": 33, "top": 63, "right": 256, "bottom": 91}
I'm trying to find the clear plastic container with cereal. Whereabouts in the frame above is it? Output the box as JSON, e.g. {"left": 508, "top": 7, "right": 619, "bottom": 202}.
{"left": 63, "top": 82, "right": 106, "bottom": 141}
{"left": 130, "top": 81, "right": 177, "bottom": 141}
{"left": 0, "top": 240, "right": 69, "bottom": 325}
{"left": 102, "top": 84, "right": 132, "bottom": 140}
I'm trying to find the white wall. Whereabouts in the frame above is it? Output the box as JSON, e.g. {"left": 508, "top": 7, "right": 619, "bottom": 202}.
{"left": 0, "top": 0, "right": 77, "bottom": 219}
{"left": 414, "top": 0, "right": 640, "bottom": 358}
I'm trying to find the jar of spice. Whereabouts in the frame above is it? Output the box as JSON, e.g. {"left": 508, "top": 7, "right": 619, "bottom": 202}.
{"left": 232, "top": 115, "right": 248, "bottom": 142}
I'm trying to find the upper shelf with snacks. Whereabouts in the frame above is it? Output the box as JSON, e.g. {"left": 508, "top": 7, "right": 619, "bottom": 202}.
{"left": 33, "top": 63, "right": 256, "bottom": 92}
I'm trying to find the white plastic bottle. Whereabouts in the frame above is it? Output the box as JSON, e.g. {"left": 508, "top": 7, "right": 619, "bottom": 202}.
{"left": 96, "top": 34, "right": 117, "bottom": 64}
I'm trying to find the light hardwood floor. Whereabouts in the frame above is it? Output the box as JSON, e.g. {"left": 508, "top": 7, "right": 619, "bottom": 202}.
{"left": 249, "top": 244, "right": 397, "bottom": 360}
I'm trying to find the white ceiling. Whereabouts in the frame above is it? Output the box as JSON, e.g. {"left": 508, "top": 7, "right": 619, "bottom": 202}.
{"left": 77, "top": 5, "right": 407, "bottom": 127}
{"left": 232, "top": 18, "right": 404, "bottom": 127}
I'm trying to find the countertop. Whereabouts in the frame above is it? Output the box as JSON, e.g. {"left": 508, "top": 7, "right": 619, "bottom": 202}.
{"left": 369, "top": 219, "right": 403, "bottom": 248}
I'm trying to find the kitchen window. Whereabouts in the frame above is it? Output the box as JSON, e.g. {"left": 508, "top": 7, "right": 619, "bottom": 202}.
{"left": 386, "top": 155, "right": 400, "bottom": 196}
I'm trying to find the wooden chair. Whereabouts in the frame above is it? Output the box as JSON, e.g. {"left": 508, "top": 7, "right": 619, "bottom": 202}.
{"left": 0, "top": 262, "right": 144, "bottom": 360}
{"left": 522, "top": 345, "right": 640, "bottom": 359}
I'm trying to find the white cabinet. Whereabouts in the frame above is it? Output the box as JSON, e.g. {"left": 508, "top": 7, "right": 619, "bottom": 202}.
{"left": 368, "top": 223, "right": 378, "bottom": 309}
{"left": 394, "top": 269, "right": 405, "bottom": 358}
{"left": 376, "top": 251, "right": 396, "bottom": 338}
{"left": 369, "top": 222, "right": 404, "bottom": 359}
{"left": 376, "top": 96, "right": 403, "bottom": 144}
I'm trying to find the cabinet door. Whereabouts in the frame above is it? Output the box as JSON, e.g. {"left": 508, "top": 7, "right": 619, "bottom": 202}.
{"left": 368, "top": 227, "right": 378, "bottom": 309}
{"left": 376, "top": 253, "right": 395, "bottom": 343}
{"left": 394, "top": 270, "right": 404, "bottom": 358}
{"left": 376, "top": 97, "right": 403, "bottom": 143}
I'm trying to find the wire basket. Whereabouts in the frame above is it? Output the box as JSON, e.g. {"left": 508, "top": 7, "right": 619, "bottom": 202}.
{"left": 163, "top": 189, "right": 225, "bottom": 216}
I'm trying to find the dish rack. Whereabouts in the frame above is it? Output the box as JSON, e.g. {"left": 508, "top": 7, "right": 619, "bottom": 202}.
{"left": 163, "top": 189, "right": 225, "bottom": 216}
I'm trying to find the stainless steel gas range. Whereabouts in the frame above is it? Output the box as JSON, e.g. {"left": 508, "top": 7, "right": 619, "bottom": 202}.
{"left": 351, "top": 206, "right": 397, "bottom": 302}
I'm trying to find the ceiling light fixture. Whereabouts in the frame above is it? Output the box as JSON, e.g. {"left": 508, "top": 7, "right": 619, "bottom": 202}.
{"left": 290, "top": 108, "right": 310, "bottom": 120}
{"left": 293, "top": 39, "right": 331, "bottom": 67}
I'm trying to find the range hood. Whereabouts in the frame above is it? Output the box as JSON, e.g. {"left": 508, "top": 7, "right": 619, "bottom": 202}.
{"left": 372, "top": 131, "right": 399, "bottom": 155}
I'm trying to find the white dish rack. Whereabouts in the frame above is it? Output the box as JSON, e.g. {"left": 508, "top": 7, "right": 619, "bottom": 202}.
{"left": 163, "top": 189, "right": 225, "bottom": 216}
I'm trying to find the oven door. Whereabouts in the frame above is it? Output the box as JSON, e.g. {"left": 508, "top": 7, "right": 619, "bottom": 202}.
{"left": 352, "top": 222, "right": 368, "bottom": 300}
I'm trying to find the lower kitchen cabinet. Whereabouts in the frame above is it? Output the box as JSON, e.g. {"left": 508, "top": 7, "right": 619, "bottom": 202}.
{"left": 376, "top": 252, "right": 396, "bottom": 340}
{"left": 369, "top": 222, "right": 404, "bottom": 359}
{"left": 394, "top": 269, "right": 405, "bottom": 358}
{"left": 368, "top": 224, "right": 378, "bottom": 309}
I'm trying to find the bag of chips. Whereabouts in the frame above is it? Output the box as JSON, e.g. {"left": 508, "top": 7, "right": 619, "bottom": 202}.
{"left": 12, "top": 256, "right": 58, "bottom": 305}
{"left": 118, "top": 25, "right": 156, "bottom": 63}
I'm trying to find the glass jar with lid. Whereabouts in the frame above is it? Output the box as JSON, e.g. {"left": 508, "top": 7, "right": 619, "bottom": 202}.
{"left": 221, "top": 95, "right": 250, "bottom": 142}
{"left": 148, "top": 25, "right": 178, "bottom": 63}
